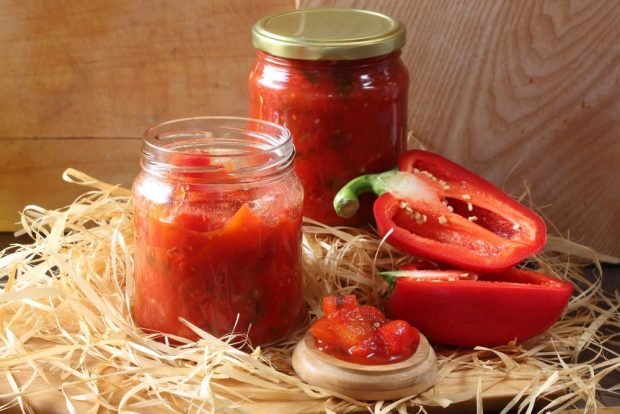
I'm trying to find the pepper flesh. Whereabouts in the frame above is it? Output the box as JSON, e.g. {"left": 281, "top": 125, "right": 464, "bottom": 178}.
{"left": 381, "top": 266, "right": 573, "bottom": 347}
{"left": 334, "top": 150, "right": 547, "bottom": 272}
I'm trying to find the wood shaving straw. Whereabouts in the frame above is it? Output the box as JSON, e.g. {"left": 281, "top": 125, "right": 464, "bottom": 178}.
{"left": 0, "top": 168, "right": 618, "bottom": 413}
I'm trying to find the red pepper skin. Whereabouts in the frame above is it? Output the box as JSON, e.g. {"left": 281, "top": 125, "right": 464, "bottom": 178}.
{"left": 383, "top": 267, "right": 573, "bottom": 347}
{"left": 375, "top": 150, "right": 547, "bottom": 272}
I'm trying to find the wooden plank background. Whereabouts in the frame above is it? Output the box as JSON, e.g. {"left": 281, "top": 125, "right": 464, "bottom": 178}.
{"left": 0, "top": 0, "right": 290, "bottom": 225}
{"left": 1, "top": 0, "right": 619, "bottom": 256}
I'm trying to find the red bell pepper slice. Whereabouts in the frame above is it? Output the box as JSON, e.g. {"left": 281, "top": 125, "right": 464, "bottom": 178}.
{"left": 334, "top": 150, "right": 547, "bottom": 272}
{"left": 380, "top": 266, "right": 573, "bottom": 347}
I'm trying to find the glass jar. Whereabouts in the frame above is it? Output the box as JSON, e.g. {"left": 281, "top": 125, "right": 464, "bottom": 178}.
{"left": 249, "top": 8, "right": 409, "bottom": 226}
{"left": 132, "top": 117, "right": 304, "bottom": 345}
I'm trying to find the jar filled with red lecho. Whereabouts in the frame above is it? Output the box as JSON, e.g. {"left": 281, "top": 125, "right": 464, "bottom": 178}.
{"left": 249, "top": 8, "right": 409, "bottom": 226}
{"left": 132, "top": 117, "right": 304, "bottom": 345}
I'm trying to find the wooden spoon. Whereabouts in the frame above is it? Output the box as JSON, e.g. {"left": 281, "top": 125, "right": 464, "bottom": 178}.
{"left": 292, "top": 332, "right": 438, "bottom": 401}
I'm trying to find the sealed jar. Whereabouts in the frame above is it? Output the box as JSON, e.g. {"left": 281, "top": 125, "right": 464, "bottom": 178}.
{"left": 132, "top": 117, "right": 304, "bottom": 345}
{"left": 249, "top": 8, "right": 409, "bottom": 226}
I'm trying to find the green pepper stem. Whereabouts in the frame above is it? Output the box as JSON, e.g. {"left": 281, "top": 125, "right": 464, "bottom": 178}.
{"left": 379, "top": 271, "right": 398, "bottom": 286}
{"left": 333, "top": 169, "right": 398, "bottom": 218}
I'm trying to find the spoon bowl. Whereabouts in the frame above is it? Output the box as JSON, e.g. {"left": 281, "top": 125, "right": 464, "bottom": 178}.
{"left": 292, "top": 332, "right": 438, "bottom": 401}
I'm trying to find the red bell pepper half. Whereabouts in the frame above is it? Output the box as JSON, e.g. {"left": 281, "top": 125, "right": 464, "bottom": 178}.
{"left": 380, "top": 265, "right": 573, "bottom": 347}
{"left": 334, "top": 150, "right": 547, "bottom": 272}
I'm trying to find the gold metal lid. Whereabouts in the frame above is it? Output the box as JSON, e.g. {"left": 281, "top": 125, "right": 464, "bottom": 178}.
{"left": 252, "top": 8, "right": 406, "bottom": 60}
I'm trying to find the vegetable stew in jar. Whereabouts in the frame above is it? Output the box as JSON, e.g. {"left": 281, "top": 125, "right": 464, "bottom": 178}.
{"left": 132, "top": 117, "right": 304, "bottom": 345}
{"left": 249, "top": 8, "right": 409, "bottom": 226}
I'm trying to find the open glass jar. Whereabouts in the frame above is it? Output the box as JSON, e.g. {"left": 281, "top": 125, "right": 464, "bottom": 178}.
{"left": 132, "top": 117, "right": 304, "bottom": 345}
{"left": 249, "top": 8, "right": 409, "bottom": 226}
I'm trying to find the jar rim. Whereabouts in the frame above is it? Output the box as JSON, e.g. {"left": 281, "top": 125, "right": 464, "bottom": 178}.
{"left": 141, "top": 116, "right": 295, "bottom": 184}
{"left": 252, "top": 8, "right": 406, "bottom": 60}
